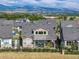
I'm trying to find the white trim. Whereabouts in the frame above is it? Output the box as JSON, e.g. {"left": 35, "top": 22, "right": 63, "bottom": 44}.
{"left": 1, "top": 39, "right": 12, "bottom": 48}
{"left": 34, "top": 30, "right": 48, "bottom": 35}
{"left": 78, "top": 41, "right": 79, "bottom": 51}
{"left": 65, "top": 41, "right": 67, "bottom": 47}
{"left": 23, "top": 38, "right": 33, "bottom": 48}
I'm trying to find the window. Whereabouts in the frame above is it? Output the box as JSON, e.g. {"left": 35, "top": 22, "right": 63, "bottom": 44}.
{"left": 44, "top": 31, "right": 46, "bottom": 34}
{"left": 23, "top": 20, "right": 26, "bottom": 22}
{"left": 3, "top": 40, "right": 9, "bottom": 45}
{"left": 36, "top": 31, "right": 38, "bottom": 34}
{"left": 35, "top": 31, "right": 47, "bottom": 35}
{"left": 35, "top": 40, "right": 44, "bottom": 47}
{"left": 39, "top": 31, "right": 43, "bottom": 34}
{"left": 67, "top": 41, "right": 72, "bottom": 46}
{"left": 4, "top": 42, "right": 9, "bottom": 45}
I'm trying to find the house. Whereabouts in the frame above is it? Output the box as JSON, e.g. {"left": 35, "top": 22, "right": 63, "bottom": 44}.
{"left": 0, "top": 19, "right": 14, "bottom": 48}
{"left": 22, "top": 19, "right": 57, "bottom": 48}
{"left": 61, "top": 20, "right": 79, "bottom": 50}
{"left": 0, "top": 18, "right": 57, "bottom": 49}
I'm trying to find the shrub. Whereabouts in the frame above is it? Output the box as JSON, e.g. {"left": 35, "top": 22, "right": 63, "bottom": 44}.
{"left": 0, "top": 48, "right": 59, "bottom": 52}
{"left": 65, "top": 50, "right": 79, "bottom": 55}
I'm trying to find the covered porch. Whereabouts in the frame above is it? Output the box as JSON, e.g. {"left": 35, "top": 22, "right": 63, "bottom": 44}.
{"left": 33, "top": 40, "right": 56, "bottom": 48}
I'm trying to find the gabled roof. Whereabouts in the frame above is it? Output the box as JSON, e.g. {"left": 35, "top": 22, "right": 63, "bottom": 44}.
{"left": 22, "top": 19, "right": 56, "bottom": 40}
{"left": 0, "top": 19, "right": 14, "bottom": 39}
{"left": 0, "top": 19, "right": 14, "bottom": 25}
{"left": 61, "top": 20, "right": 79, "bottom": 41}
{"left": 0, "top": 19, "right": 56, "bottom": 40}
{"left": 61, "top": 20, "right": 79, "bottom": 28}
{"left": 22, "top": 23, "right": 33, "bottom": 37}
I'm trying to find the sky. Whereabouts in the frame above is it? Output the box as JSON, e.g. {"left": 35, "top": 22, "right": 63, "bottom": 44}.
{"left": 0, "top": 0, "right": 79, "bottom": 9}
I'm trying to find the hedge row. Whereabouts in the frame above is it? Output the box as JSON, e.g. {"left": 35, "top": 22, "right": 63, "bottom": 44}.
{"left": 0, "top": 48, "right": 59, "bottom": 52}
{"left": 65, "top": 50, "right": 79, "bottom": 55}
{"left": 22, "top": 48, "right": 59, "bottom": 52}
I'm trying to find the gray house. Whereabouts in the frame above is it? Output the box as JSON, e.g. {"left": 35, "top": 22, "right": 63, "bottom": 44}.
{"left": 0, "top": 19, "right": 14, "bottom": 48}
{"left": 61, "top": 20, "right": 79, "bottom": 50}
{"left": 22, "top": 19, "right": 57, "bottom": 48}
{"left": 0, "top": 18, "right": 56, "bottom": 49}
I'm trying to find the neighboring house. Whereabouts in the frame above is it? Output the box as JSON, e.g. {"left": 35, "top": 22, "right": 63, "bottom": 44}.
{"left": 0, "top": 19, "right": 14, "bottom": 48}
{"left": 61, "top": 20, "right": 79, "bottom": 50}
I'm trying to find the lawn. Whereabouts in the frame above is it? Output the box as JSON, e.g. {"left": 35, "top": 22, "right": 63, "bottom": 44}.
{"left": 0, "top": 52, "right": 79, "bottom": 59}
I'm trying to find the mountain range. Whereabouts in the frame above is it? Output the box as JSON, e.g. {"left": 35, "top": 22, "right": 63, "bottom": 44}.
{"left": 0, "top": 4, "right": 79, "bottom": 15}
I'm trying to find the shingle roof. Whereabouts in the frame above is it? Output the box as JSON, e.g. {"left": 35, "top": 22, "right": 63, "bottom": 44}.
{"left": 61, "top": 20, "right": 79, "bottom": 27}
{"left": 61, "top": 20, "right": 79, "bottom": 41}
{"left": 0, "top": 19, "right": 56, "bottom": 40}
{"left": 22, "top": 19, "right": 56, "bottom": 40}
{"left": 0, "top": 19, "right": 14, "bottom": 39}
{"left": 22, "top": 23, "right": 33, "bottom": 37}
{"left": 14, "top": 18, "right": 30, "bottom": 27}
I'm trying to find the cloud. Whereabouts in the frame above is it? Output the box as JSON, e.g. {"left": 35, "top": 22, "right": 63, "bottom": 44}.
{"left": 0, "top": 0, "right": 79, "bottom": 9}
{"left": 0, "top": 0, "right": 18, "bottom": 6}
{"left": 63, "top": 1, "right": 79, "bottom": 9}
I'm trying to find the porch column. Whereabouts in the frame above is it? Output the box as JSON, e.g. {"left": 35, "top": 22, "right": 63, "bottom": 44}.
{"left": 78, "top": 41, "right": 79, "bottom": 51}
{"left": 33, "top": 41, "right": 36, "bottom": 48}
{"left": 52, "top": 40, "right": 56, "bottom": 48}
{"left": 65, "top": 41, "right": 67, "bottom": 47}
{"left": 43, "top": 43, "right": 45, "bottom": 48}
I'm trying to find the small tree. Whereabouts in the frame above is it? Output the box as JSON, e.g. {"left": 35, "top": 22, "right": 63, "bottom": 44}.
{"left": 47, "top": 41, "right": 53, "bottom": 48}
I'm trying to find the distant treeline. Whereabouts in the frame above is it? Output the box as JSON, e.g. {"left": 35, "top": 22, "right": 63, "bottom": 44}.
{"left": 0, "top": 12, "right": 45, "bottom": 21}
{"left": 0, "top": 12, "right": 78, "bottom": 21}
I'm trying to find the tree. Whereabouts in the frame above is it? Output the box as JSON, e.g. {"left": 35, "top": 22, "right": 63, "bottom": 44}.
{"left": 47, "top": 41, "right": 53, "bottom": 48}
{"left": 69, "top": 16, "right": 76, "bottom": 20}
{"left": 54, "top": 20, "right": 65, "bottom": 54}
{"left": 0, "top": 13, "right": 45, "bottom": 21}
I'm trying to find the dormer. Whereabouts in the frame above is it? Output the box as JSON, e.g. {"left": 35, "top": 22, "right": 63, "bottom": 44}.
{"left": 33, "top": 28, "right": 48, "bottom": 35}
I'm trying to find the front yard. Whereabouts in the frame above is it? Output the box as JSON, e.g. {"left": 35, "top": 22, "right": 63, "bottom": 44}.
{"left": 0, "top": 52, "right": 79, "bottom": 59}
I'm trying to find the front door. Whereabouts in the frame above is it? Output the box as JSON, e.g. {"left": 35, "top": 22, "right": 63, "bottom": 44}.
{"left": 35, "top": 40, "right": 44, "bottom": 48}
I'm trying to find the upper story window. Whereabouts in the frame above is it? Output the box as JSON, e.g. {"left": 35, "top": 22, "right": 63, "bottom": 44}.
{"left": 33, "top": 28, "right": 48, "bottom": 35}
{"left": 36, "top": 31, "right": 38, "bottom": 34}
{"left": 34, "top": 31, "right": 47, "bottom": 35}
{"left": 44, "top": 31, "right": 46, "bottom": 34}
{"left": 39, "top": 31, "right": 43, "bottom": 34}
